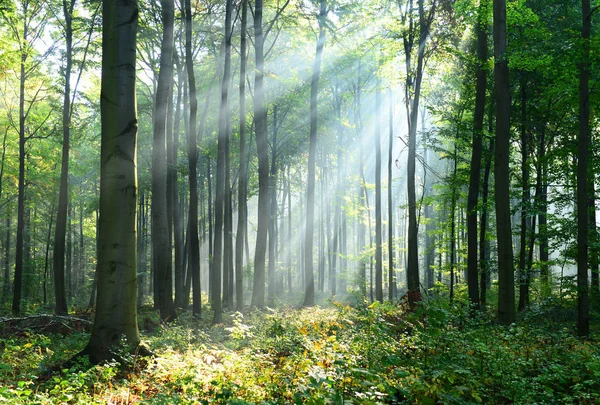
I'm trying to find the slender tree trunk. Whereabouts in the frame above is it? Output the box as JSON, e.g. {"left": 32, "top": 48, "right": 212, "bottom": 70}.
{"left": 518, "top": 73, "right": 530, "bottom": 312}
{"left": 53, "top": 0, "right": 76, "bottom": 316}
{"left": 184, "top": 0, "right": 201, "bottom": 317}
{"left": 375, "top": 64, "right": 383, "bottom": 302}
{"left": 268, "top": 105, "right": 278, "bottom": 305}
{"left": 252, "top": 0, "right": 269, "bottom": 308}
{"left": 43, "top": 201, "right": 55, "bottom": 305}
{"left": 86, "top": 0, "right": 141, "bottom": 362}
{"left": 388, "top": 91, "right": 395, "bottom": 301}
{"left": 152, "top": 0, "right": 176, "bottom": 322}
{"left": 235, "top": 0, "right": 248, "bottom": 311}
{"left": 303, "top": 0, "right": 327, "bottom": 307}
{"left": 172, "top": 56, "right": 185, "bottom": 308}
{"left": 12, "top": 12, "right": 28, "bottom": 316}
{"left": 577, "top": 0, "right": 591, "bottom": 337}
{"left": 479, "top": 136, "right": 494, "bottom": 307}
{"left": 466, "top": 6, "right": 486, "bottom": 309}
{"left": 213, "top": 0, "right": 233, "bottom": 323}
{"left": 494, "top": 0, "right": 515, "bottom": 324}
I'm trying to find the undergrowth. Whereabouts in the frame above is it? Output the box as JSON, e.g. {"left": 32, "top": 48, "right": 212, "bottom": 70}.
{"left": 1, "top": 293, "right": 599, "bottom": 404}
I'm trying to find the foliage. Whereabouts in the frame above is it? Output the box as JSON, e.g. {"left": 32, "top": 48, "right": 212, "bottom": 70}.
{"left": 1, "top": 296, "right": 599, "bottom": 404}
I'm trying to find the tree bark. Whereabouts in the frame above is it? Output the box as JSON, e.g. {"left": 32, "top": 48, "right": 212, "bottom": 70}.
{"left": 303, "top": 0, "right": 327, "bottom": 307}
{"left": 152, "top": 0, "right": 176, "bottom": 322}
{"left": 577, "top": 0, "right": 590, "bottom": 337}
{"left": 494, "top": 0, "right": 515, "bottom": 325}
{"left": 252, "top": 0, "right": 269, "bottom": 308}
{"left": 375, "top": 62, "right": 383, "bottom": 302}
{"left": 53, "top": 0, "right": 76, "bottom": 316}
{"left": 466, "top": 6, "right": 486, "bottom": 309}
{"left": 183, "top": 0, "right": 201, "bottom": 317}
{"left": 235, "top": 0, "right": 248, "bottom": 312}
{"left": 86, "top": 0, "right": 141, "bottom": 362}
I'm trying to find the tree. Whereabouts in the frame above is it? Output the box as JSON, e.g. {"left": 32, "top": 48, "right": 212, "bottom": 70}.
{"left": 399, "top": 0, "right": 436, "bottom": 305}
{"left": 494, "top": 0, "right": 515, "bottom": 325}
{"left": 235, "top": 0, "right": 248, "bottom": 312}
{"left": 251, "top": 0, "right": 269, "bottom": 308}
{"left": 183, "top": 0, "right": 201, "bottom": 316}
{"left": 151, "top": 0, "right": 176, "bottom": 322}
{"left": 577, "top": 0, "right": 590, "bottom": 337}
{"left": 213, "top": 0, "right": 233, "bottom": 323}
{"left": 303, "top": 0, "right": 327, "bottom": 307}
{"left": 85, "top": 0, "right": 141, "bottom": 362}
{"left": 53, "top": 0, "right": 77, "bottom": 316}
{"left": 466, "top": 0, "right": 487, "bottom": 310}
{"left": 375, "top": 61, "right": 383, "bottom": 302}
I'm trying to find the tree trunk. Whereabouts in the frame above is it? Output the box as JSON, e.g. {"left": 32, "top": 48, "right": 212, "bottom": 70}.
{"left": 268, "top": 105, "right": 278, "bottom": 305}
{"left": 494, "top": 0, "right": 515, "bottom": 325}
{"left": 375, "top": 64, "right": 383, "bottom": 302}
{"left": 303, "top": 0, "right": 327, "bottom": 307}
{"left": 213, "top": 0, "right": 233, "bottom": 323}
{"left": 466, "top": 6, "right": 486, "bottom": 309}
{"left": 252, "top": 0, "right": 269, "bottom": 308}
{"left": 235, "top": 0, "right": 248, "bottom": 312}
{"left": 85, "top": 0, "right": 141, "bottom": 362}
{"left": 518, "top": 73, "right": 530, "bottom": 312}
{"left": 184, "top": 0, "right": 201, "bottom": 317}
{"left": 388, "top": 91, "right": 395, "bottom": 301}
{"left": 577, "top": 0, "right": 590, "bottom": 337}
{"left": 152, "top": 0, "right": 176, "bottom": 322}
{"left": 53, "top": 0, "right": 76, "bottom": 316}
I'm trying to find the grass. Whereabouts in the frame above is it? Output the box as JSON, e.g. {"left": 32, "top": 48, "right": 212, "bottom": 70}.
{"left": 1, "top": 289, "right": 600, "bottom": 404}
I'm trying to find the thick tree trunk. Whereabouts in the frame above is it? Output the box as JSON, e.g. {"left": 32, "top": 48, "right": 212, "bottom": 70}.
{"left": 303, "top": 0, "right": 327, "bottom": 307}
{"left": 152, "top": 0, "right": 176, "bottom": 322}
{"left": 494, "top": 0, "right": 515, "bottom": 325}
{"left": 86, "top": 0, "right": 141, "bottom": 362}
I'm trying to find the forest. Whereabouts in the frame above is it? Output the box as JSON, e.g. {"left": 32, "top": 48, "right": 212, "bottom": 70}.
{"left": 1, "top": 0, "right": 600, "bottom": 403}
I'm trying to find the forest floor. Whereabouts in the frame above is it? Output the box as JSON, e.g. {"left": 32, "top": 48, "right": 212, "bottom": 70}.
{"left": 1, "top": 288, "right": 600, "bottom": 404}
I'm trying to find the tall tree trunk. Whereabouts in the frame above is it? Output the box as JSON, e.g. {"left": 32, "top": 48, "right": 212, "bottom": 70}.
{"left": 577, "top": 0, "right": 591, "bottom": 337}
{"left": 402, "top": 0, "right": 434, "bottom": 305}
{"left": 184, "top": 0, "right": 201, "bottom": 317}
{"left": 3, "top": 215, "right": 10, "bottom": 302}
{"left": 235, "top": 0, "right": 248, "bottom": 311}
{"left": 213, "top": 0, "right": 233, "bottom": 323}
{"left": 152, "top": 0, "right": 176, "bottom": 322}
{"left": 53, "top": 0, "right": 76, "bottom": 316}
{"left": 86, "top": 0, "right": 141, "bottom": 362}
{"left": 494, "top": 0, "right": 515, "bottom": 325}
{"left": 303, "top": 0, "right": 327, "bottom": 307}
{"left": 388, "top": 91, "right": 395, "bottom": 301}
{"left": 518, "top": 73, "right": 530, "bottom": 311}
{"left": 268, "top": 105, "right": 278, "bottom": 305}
{"left": 252, "top": 0, "right": 269, "bottom": 308}
{"left": 479, "top": 136, "right": 494, "bottom": 306}
{"left": 44, "top": 201, "right": 55, "bottom": 305}
{"left": 466, "top": 6, "right": 486, "bottom": 309}
{"left": 12, "top": 9, "right": 28, "bottom": 316}
{"left": 538, "top": 126, "right": 549, "bottom": 289}
{"left": 171, "top": 56, "right": 185, "bottom": 308}
{"left": 375, "top": 64, "right": 383, "bottom": 302}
